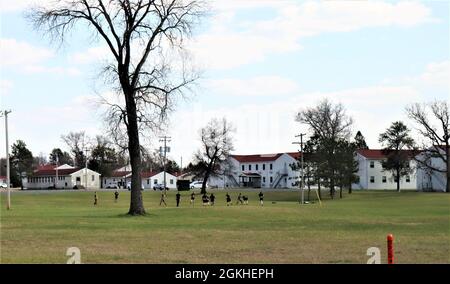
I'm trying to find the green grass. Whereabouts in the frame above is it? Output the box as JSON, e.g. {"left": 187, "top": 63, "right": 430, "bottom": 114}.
{"left": 1, "top": 189, "right": 449, "bottom": 264}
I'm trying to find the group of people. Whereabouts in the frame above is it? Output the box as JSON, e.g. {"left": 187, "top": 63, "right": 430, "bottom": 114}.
{"left": 93, "top": 190, "right": 265, "bottom": 207}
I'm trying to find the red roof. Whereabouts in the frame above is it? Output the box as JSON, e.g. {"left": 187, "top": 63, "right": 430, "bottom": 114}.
{"left": 357, "top": 149, "right": 417, "bottom": 159}
{"left": 35, "top": 164, "right": 56, "bottom": 172}
{"left": 31, "top": 168, "right": 81, "bottom": 177}
{"left": 231, "top": 152, "right": 301, "bottom": 163}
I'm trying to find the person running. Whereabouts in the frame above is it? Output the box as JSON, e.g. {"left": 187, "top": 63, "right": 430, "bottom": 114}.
{"left": 202, "top": 193, "right": 210, "bottom": 206}
{"left": 159, "top": 192, "right": 167, "bottom": 206}
{"left": 258, "top": 191, "right": 264, "bottom": 206}
{"left": 209, "top": 193, "right": 215, "bottom": 206}
{"left": 176, "top": 192, "right": 181, "bottom": 207}
{"left": 236, "top": 193, "right": 243, "bottom": 205}
{"left": 114, "top": 191, "right": 119, "bottom": 203}
{"left": 190, "top": 192, "right": 196, "bottom": 207}
{"left": 226, "top": 193, "right": 232, "bottom": 206}
{"left": 94, "top": 192, "right": 98, "bottom": 206}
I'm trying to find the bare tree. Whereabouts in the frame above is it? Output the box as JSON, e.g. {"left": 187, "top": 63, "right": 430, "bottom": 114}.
{"left": 29, "top": 0, "right": 207, "bottom": 215}
{"left": 296, "top": 99, "right": 353, "bottom": 198}
{"left": 61, "top": 131, "right": 91, "bottom": 167}
{"left": 194, "top": 118, "right": 235, "bottom": 194}
{"left": 406, "top": 101, "right": 449, "bottom": 193}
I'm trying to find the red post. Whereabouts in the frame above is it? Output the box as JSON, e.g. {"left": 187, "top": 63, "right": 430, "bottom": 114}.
{"left": 387, "top": 234, "right": 394, "bottom": 264}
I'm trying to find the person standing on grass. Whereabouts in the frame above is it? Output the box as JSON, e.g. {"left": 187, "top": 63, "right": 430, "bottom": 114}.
{"left": 160, "top": 192, "right": 167, "bottom": 206}
{"left": 258, "top": 191, "right": 264, "bottom": 206}
{"left": 94, "top": 192, "right": 98, "bottom": 206}
{"left": 236, "top": 193, "right": 243, "bottom": 205}
{"left": 226, "top": 193, "right": 231, "bottom": 206}
{"left": 114, "top": 191, "right": 119, "bottom": 203}
{"left": 190, "top": 192, "right": 196, "bottom": 207}
{"left": 202, "top": 193, "right": 209, "bottom": 206}
{"left": 176, "top": 192, "right": 181, "bottom": 207}
{"left": 210, "top": 193, "right": 215, "bottom": 206}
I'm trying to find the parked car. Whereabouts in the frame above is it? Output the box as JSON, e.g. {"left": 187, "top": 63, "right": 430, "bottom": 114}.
{"left": 190, "top": 181, "right": 207, "bottom": 189}
{"left": 0, "top": 182, "right": 7, "bottom": 189}
{"left": 126, "top": 182, "right": 144, "bottom": 191}
{"left": 105, "top": 183, "right": 119, "bottom": 189}
{"left": 153, "top": 183, "right": 169, "bottom": 191}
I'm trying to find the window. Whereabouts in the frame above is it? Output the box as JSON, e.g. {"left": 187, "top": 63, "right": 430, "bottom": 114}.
{"left": 249, "top": 165, "right": 252, "bottom": 171}
{"left": 263, "top": 177, "right": 266, "bottom": 183}
{"left": 370, "top": 161, "right": 374, "bottom": 168}
{"left": 256, "top": 164, "right": 259, "bottom": 171}
{"left": 270, "top": 176, "right": 273, "bottom": 183}
{"left": 242, "top": 165, "right": 244, "bottom": 171}
{"left": 382, "top": 176, "right": 387, "bottom": 183}
{"left": 406, "top": 176, "right": 410, "bottom": 183}
{"left": 394, "top": 177, "right": 398, "bottom": 182}
{"left": 92, "top": 175, "right": 95, "bottom": 181}
{"left": 263, "top": 164, "right": 266, "bottom": 170}
{"left": 147, "top": 179, "right": 150, "bottom": 185}
{"left": 270, "top": 164, "right": 273, "bottom": 170}
{"left": 370, "top": 176, "right": 375, "bottom": 183}
{"left": 154, "top": 179, "right": 158, "bottom": 184}
{"left": 170, "top": 179, "right": 174, "bottom": 184}
{"left": 76, "top": 177, "right": 81, "bottom": 182}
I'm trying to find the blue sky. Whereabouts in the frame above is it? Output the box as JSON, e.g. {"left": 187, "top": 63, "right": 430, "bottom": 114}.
{"left": 0, "top": 0, "right": 449, "bottom": 165}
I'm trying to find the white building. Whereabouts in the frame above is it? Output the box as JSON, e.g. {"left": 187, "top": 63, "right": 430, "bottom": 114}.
{"left": 142, "top": 171, "right": 178, "bottom": 189}
{"left": 23, "top": 164, "right": 101, "bottom": 189}
{"left": 104, "top": 168, "right": 178, "bottom": 190}
{"left": 208, "top": 152, "right": 301, "bottom": 189}
{"left": 416, "top": 146, "right": 448, "bottom": 192}
{"left": 353, "top": 149, "right": 417, "bottom": 190}
{"left": 103, "top": 170, "right": 131, "bottom": 188}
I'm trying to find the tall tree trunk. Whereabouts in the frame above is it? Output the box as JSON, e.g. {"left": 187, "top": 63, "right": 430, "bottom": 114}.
{"left": 330, "top": 180, "right": 334, "bottom": 199}
{"left": 202, "top": 161, "right": 214, "bottom": 195}
{"left": 396, "top": 167, "right": 400, "bottom": 192}
{"left": 348, "top": 183, "right": 352, "bottom": 194}
{"left": 126, "top": 94, "right": 145, "bottom": 215}
{"left": 339, "top": 185, "right": 343, "bottom": 199}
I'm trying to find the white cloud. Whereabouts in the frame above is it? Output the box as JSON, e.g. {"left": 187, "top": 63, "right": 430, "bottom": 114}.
{"left": 206, "top": 76, "right": 299, "bottom": 97}
{"left": 0, "top": 38, "right": 81, "bottom": 76}
{"left": 0, "top": 0, "right": 55, "bottom": 13}
{"left": 68, "top": 46, "right": 111, "bottom": 65}
{"left": 0, "top": 38, "right": 54, "bottom": 67}
{"left": 187, "top": 1, "right": 435, "bottom": 70}
{"left": 419, "top": 60, "right": 450, "bottom": 86}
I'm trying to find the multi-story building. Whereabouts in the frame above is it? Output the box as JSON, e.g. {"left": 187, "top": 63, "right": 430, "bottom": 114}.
{"left": 353, "top": 149, "right": 417, "bottom": 190}
{"left": 209, "top": 152, "right": 301, "bottom": 189}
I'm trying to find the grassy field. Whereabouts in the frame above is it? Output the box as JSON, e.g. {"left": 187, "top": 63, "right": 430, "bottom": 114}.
{"left": 1, "top": 189, "right": 449, "bottom": 264}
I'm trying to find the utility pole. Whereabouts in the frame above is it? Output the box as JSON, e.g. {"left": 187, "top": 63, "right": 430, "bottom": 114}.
{"left": 159, "top": 136, "right": 171, "bottom": 193}
{"left": 1, "top": 110, "right": 12, "bottom": 210}
{"left": 84, "top": 148, "right": 90, "bottom": 190}
{"left": 293, "top": 133, "right": 306, "bottom": 205}
{"left": 55, "top": 155, "right": 59, "bottom": 189}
